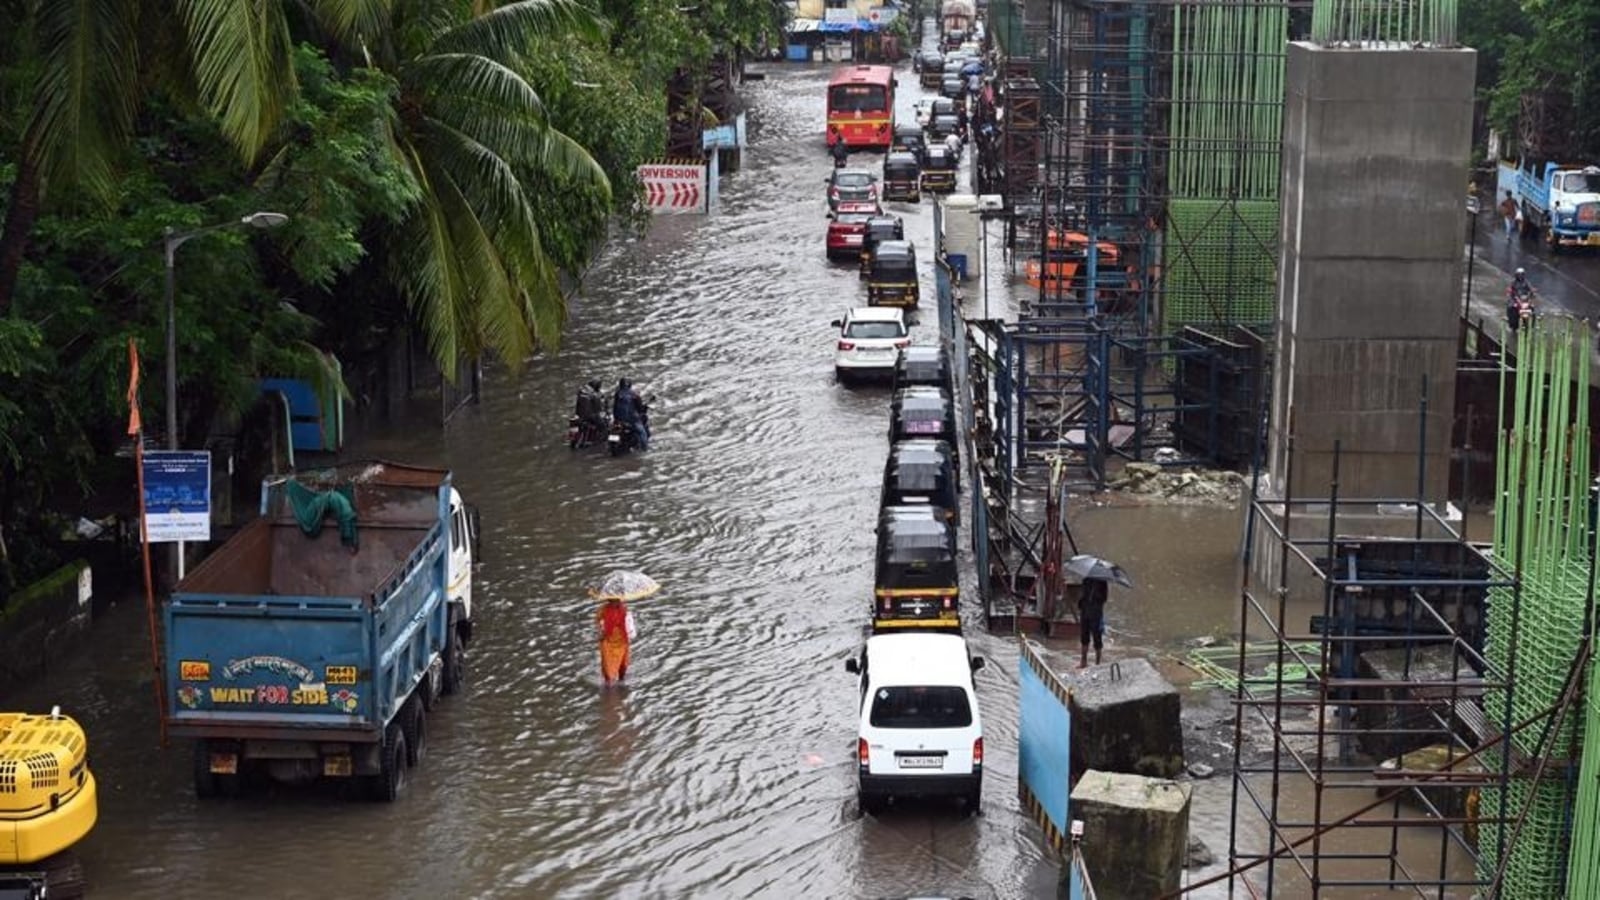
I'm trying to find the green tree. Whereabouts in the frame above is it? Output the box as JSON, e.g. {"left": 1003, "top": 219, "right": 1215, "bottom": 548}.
{"left": 0, "top": 0, "right": 299, "bottom": 315}
{"left": 304, "top": 0, "right": 612, "bottom": 368}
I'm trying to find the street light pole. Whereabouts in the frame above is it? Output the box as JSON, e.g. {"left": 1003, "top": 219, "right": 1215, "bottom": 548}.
{"left": 1464, "top": 195, "right": 1480, "bottom": 320}
{"left": 160, "top": 211, "right": 288, "bottom": 582}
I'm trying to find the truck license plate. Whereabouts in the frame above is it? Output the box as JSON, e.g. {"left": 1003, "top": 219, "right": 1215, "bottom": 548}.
{"left": 323, "top": 756, "right": 353, "bottom": 777}
{"left": 209, "top": 752, "right": 238, "bottom": 775}
{"left": 898, "top": 755, "right": 944, "bottom": 769}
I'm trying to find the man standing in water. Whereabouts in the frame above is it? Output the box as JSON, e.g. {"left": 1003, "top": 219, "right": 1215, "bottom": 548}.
{"left": 596, "top": 597, "right": 637, "bottom": 685}
{"left": 1078, "top": 578, "right": 1108, "bottom": 668}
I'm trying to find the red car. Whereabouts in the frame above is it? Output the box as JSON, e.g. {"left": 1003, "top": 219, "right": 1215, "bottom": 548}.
{"left": 827, "top": 211, "right": 876, "bottom": 261}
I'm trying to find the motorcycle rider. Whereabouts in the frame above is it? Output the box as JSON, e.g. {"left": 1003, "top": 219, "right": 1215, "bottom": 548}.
{"left": 574, "top": 379, "right": 605, "bottom": 443}
{"left": 830, "top": 138, "right": 849, "bottom": 168}
{"left": 1507, "top": 267, "right": 1534, "bottom": 331}
{"left": 613, "top": 378, "right": 650, "bottom": 451}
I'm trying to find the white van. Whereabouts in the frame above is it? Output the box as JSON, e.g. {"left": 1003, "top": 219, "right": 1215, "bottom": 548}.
{"left": 844, "top": 632, "right": 985, "bottom": 814}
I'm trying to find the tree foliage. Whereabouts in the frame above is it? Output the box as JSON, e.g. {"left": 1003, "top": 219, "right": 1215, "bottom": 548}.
{"left": 1466, "top": 0, "right": 1600, "bottom": 154}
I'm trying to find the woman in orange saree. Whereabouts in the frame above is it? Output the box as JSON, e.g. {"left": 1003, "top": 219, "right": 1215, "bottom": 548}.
{"left": 596, "top": 598, "right": 633, "bottom": 684}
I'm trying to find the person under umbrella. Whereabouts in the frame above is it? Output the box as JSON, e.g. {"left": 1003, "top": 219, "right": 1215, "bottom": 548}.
{"left": 589, "top": 570, "right": 659, "bottom": 685}
{"left": 1065, "top": 555, "right": 1132, "bottom": 668}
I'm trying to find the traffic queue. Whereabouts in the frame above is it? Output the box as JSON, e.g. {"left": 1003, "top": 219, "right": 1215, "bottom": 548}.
{"left": 822, "top": 47, "right": 990, "bottom": 818}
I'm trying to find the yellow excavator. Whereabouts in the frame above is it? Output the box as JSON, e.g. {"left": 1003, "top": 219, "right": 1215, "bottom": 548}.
{"left": 0, "top": 708, "right": 96, "bottom": 900}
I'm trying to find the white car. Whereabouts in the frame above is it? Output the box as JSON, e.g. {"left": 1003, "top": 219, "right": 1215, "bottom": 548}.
{"left": 845, "top": 632, "right": 985, "bottom": 815}
{"left": 831, "top": 307, "right": 909, "bottom": 381}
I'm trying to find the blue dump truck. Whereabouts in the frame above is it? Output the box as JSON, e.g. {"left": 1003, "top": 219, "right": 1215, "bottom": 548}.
{"left": 1501, "top": 157, "right": 1600, "bottom": 251}
{"left": 164, "top": 461, "right": 475, "bottom": 801}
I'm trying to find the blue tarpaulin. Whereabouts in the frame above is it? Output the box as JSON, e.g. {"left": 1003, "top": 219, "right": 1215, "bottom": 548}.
{"left": 819, "top": 19, "right": 882, "bottom": 32}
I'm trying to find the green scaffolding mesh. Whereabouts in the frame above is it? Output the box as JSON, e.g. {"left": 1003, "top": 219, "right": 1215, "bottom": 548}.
{"left": 1477, "top": 318, "right": 1596, "bottom": 898}
{"left": 1162, "top": 199, "right": 1279, "bottom": 329}
{"left": 1161, "top": 0, "right": 1288, "bottom": 335}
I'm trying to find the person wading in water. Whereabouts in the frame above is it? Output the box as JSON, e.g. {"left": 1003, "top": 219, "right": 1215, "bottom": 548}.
{"left": 596, "top": 597, "right": 636, "bottom": 685}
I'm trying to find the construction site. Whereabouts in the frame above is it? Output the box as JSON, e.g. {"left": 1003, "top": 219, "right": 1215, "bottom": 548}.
{"left": 948, "top": 0, "right": 1600, "bottom": 893}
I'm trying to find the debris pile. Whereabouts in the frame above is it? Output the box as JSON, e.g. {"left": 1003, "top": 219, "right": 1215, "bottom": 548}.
{"left": 1107, "top": 462, "right": 1246, "bottom": 504}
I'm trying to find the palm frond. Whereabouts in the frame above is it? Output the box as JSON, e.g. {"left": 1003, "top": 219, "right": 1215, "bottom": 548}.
{"left": 27, "top": 0, "right": 140, "bottom": 198}
{"left": 428, "top": 164, "right": 532, "bottom": 366}
{"left": 431, "top": 0, "right": 605, "bottom": 61}
{"left": 308, "top": 0, "right": 395, "bottom": 49}
{"left": 417, "top": 81, "right": 609, "bottom": 195}
{"left": 391, "top": 141, "right": 470, "bottom": 367}
{"left": 176, "top": 0, "right": 297, "bottom": 163}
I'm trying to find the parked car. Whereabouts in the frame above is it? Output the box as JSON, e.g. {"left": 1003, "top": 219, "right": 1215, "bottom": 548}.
{"left": 832, "top": 307, "right": 910, "bottom": 381}
{"left": 826, "top": 211, "right": 877, "bottom": 260}
{"left": 844, "top": 632, "right": 985, "bottom": 815}
{"left": 826, "top": 168, "right": 879, "bottom": 212}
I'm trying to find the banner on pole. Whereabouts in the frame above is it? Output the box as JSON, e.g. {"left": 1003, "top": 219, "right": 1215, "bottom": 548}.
{"left": 141, "top": 451, "right": 212, "bottom": 543}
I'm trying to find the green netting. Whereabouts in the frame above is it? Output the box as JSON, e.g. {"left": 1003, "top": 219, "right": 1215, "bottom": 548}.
{"left": 1477, "top": 318, "right": 1596, "bottom": 898}
{"left": 1160, "top": 0, "right": 1287, "bottom": 336}
{"left": 1567, "top": 641, "right": 1600, "bottom": 894}
{"left": 1162, "top": 199, "right": 1279, "bottom": 331}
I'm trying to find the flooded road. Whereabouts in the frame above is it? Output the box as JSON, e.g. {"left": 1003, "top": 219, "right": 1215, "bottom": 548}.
{"left": 3, "top": 61, "right": 1061, "bottom": 899}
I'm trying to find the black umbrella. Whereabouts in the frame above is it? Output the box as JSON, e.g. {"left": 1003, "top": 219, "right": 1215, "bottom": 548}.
{"left": 1066, "top": 554, "right": 1133, "bottom": 588}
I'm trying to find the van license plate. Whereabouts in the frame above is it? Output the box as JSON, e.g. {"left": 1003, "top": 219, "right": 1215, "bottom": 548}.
{"left": 323, "top": 756, "right": 353, "bottom": 777}
{"left": 209, "top": 752, "right": 238, "bottom": 775}
{"left": 898, "top": 755, "right": 944, "bottom": 769}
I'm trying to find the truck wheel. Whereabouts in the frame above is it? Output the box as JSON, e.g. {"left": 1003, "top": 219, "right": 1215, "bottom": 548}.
{"left": 442, "top": 624, "right": 466, "bottom": 695}
{"left": 193, "top": 741, "right": 216, "bottom": 798}
{"left": 369, "top": 730, "right": 407, "bottom": 802}
{"left": 420, "top": 664, "right": 442, "bottom": 711}
{"left": 403, "top": 701, "right": 427, "bottom": 768}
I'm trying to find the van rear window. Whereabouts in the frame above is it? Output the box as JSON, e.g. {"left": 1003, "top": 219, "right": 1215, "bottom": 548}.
{"left": 870, "top": 685, "right": 972, "bottom": 728}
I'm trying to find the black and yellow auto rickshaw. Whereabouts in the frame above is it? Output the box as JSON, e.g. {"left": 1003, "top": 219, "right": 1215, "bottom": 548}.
{"left": 919, "top": 52, "right": 946, "bottom": 89}
{"left": 865, "top": 240, "right": 920, "bottom": 308}
{"left": 873, "top": 505, "right": 960, "bottom": 632}
{"left": 891, "top": 124, "right": 926, "bottom": 162}
{"left": 858, "top": 216, "right": 906, "bottom": 279}
{"left": 921, "top": 145, "right": 957, "bottom": 194}
{"left": 892, "top": 345, "right": 952, "bottom": 393}
{"left": 881, "top": 152, "right": 921, "bottom": 203}
{"left": 890, "top": 385, "right": 959, "bottom": 489}
{"left": 882, "top": 438, "right": 959, "bottom": 524}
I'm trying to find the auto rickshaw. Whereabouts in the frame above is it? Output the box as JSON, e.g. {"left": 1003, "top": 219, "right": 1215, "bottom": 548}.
{"left": 921, "top": 145, "right": 957, "bottom": 194}
{"left": 891, "top": 124, "right": 926, "bottom": 163}
{"left": 858, "top": 215, "right": 907, "bottom": 279}
{"left": 890, "top": 385, "right": 959, "bottom": 489}
{"left": 881, "top": 152, "right": 922, "bottom": 203}
{"left": 1023, "top": 229, "right": 1124, "bottom": 298}
{"left": 882, "top": 439, "right": 960, "bottom": 524}
{"left": 872, "top": 505, "right": 960, "bottom": 632}
{"left": 919, "top": 52, "right": 946, "bottom": 89}
{"left": 866, "top": 240, "right": 920, "bottom": 308}
{"left": 893, "top": 345, "right": 952, "bottom": 393}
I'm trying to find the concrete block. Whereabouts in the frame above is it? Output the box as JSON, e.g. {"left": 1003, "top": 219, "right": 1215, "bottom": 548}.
{"left": 1067, "top": 657, "right": 1185, "bottom": 778}
{"left": 1071, "top": 770, "right": 1192, "bottom": 900}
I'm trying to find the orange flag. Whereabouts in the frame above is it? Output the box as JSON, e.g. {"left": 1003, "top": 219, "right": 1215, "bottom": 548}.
{"left": 126, "top": 337, "right": 142, "bottom": 436}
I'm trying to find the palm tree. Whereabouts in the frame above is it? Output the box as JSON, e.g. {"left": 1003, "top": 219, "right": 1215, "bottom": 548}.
{"left": 307, "top": 0, "right": 612, "bottom": 368}
{"left": 0, "top": 0, "right": 298, "bottom": 315}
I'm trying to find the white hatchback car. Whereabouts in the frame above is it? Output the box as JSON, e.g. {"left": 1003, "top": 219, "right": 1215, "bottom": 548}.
{"left": 844, "top": 632, "right": 985, "bottom": 815}
{"left": 831, "top": 307, "right": 909, "bottom": 381}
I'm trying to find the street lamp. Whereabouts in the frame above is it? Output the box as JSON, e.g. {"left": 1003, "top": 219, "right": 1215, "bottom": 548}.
{"left": 161, "top": 211, "right": 288, "bottom": 578}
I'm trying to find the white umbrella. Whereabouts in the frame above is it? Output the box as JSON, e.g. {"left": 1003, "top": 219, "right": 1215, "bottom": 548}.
{"left": 1066, "top": 554, "right": 1133, "bottom": 588}
{"left": 588, "top": 570, "right": 662, "bottom": 602}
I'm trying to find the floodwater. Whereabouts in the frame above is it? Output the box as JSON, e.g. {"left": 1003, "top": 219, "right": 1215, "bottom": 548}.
{"left": 2, "top": 26, "right": 1511, "bottom": 900}
{"left": 5, "top": 53, "right": 1071, "bottom": 900}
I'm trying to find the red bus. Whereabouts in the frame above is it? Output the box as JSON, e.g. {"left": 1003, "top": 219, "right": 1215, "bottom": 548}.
{"left": 827, "top": 65, "right": 896, "bottom": 150}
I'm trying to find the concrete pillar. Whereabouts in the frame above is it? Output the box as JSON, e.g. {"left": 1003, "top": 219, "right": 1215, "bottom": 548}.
{"left": 1067, "top": 657, "right": 1185, "bottom": 778}
{"left": 1070, "top": 769, "right": 1192, "bottom": 899}
{"left": 1268, "top": 43, "right": 1477, "bottom": 502}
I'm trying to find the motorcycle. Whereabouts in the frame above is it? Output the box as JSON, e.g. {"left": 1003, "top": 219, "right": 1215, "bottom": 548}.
{"left": 567, "top": 413, "right": 608, "bottom": 449}
{"left": 1507, "top": 285, "right": 1536, "bottom": 329}
{"left": 607, "top": 397, "right": 653, "bottom": 456}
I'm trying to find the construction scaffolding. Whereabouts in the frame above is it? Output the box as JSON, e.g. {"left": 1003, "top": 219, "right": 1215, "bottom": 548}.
{"left": 1209, "top": 319, "right": 1600, "bottom": 898}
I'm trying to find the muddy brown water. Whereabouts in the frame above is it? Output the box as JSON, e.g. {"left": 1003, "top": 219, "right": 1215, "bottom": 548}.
{"left": 3, "top": 46, "right": 1485, "bottom": 900}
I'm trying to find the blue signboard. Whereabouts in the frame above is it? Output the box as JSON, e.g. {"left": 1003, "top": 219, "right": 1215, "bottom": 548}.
{"left": 142, "top": 450, "right": 212, "bottom": 542}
